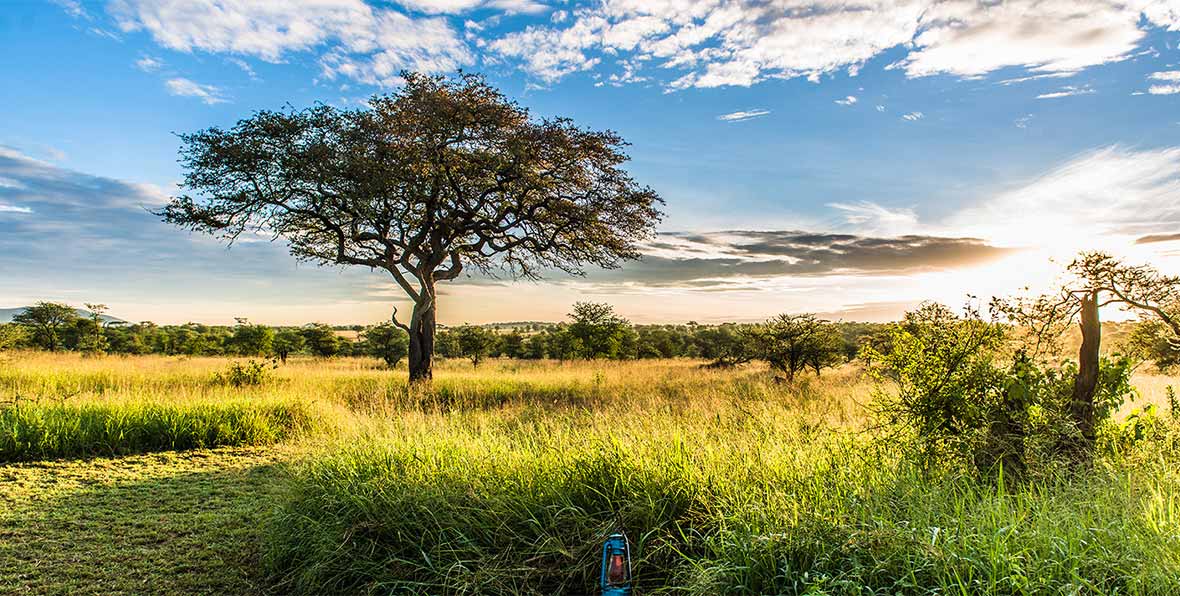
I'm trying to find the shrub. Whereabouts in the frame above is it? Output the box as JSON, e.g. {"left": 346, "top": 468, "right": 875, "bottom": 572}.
{"left": 213, "top": 358, "right": 278, "bottom": 387}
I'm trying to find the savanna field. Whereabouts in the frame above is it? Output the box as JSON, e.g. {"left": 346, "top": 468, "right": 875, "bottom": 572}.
{"left": 3, "top": 352, "right": 1180, "bottom": 595}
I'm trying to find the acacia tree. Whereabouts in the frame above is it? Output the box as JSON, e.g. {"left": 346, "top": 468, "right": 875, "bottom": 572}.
{"left": 455, "top": 324, "right": 498, "bottom": 367}
{"left": 159, "top": 72, "right": 662, "bottom": 382}
{"left": 748, "top": 314, "right": 844, "bottom": 381}
{"left": 361, "top": 323, "right": 409, "bottom": 368}
{"left": 273, "top": 329, "right": 306, "bottom": 364}
{"left": 13, "top": 302, "right": 78, "bottom": 352}
{"left": 567, "top": 301, "right": 630, "bottom": 359}
{"left": 993, "top": 251, "right": 1180, "bottom": 460}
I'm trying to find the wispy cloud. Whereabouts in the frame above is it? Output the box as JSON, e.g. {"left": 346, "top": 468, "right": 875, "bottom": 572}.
{"left": 717, "top": 109, "right": 770, "bottom": 122}
{"left": 0, "top": 203, "right": 33, "bottom": 214}
{"left": 1036, "top": 85, "right": 1095, "bottom": 99}
{"left": 835, "top": 95, "right": 858, "bottom": 106}
{"left": 901, "top": 111, "right": 924, "bottom": 121}
{"left": 135, "top": 55, "right": 163, "bottom": 72}
{"left": 50, "top": 0, "right": 87, "bottom": 19}
{"left": 164, "top": 78, "right": 228, "bottom": 105}
{"left": 945, "top": 145, "right": 1180, "bottom": 248}
{"left": 829, "top": 201, "right": 919, "bottom": 236}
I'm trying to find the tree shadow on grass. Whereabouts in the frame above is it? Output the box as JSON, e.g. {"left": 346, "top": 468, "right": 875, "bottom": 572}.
{"left": 0, "top": 449, "right": 290, "bottom": 596}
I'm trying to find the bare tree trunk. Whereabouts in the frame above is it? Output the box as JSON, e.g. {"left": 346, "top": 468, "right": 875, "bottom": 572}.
{"left": 407, "top": 300, "right": 436, "bottom": 383}
{"left": 1067, "top": 290, "right": 1101, "bottom": 461}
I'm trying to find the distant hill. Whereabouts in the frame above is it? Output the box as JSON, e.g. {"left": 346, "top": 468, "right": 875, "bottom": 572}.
{"left": 0, "top": 307, "right": 126, "bottom": 325}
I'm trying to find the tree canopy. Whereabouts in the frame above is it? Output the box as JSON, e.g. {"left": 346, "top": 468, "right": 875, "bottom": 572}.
{"left": 159, "top": 71, "right": 663, "bottom": 381}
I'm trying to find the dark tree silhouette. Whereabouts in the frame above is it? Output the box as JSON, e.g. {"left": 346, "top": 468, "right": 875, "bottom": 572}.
{"left": 994, "top": 251, "right": 1180, "bottom": 461}
{"left": 159, "top": 72, "right": 663, "bottom": 381}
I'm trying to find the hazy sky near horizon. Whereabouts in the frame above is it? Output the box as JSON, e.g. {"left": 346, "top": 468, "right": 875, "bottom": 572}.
{"left": 2, "top": 0, "right": 1180, "bottom": 325}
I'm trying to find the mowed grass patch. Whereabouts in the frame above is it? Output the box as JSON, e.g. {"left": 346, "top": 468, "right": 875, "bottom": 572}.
{"left": 0, "top": 400, "right": 330, "bottom": 462}
{"left": 0, "top": 446, "right": 294, "bottom": 596}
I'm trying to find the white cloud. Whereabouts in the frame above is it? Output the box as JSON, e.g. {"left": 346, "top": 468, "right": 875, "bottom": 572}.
{"left": 1015, "top": 114, "right": 1034, "bottom": 128}
{"left": 901, "top": 111, "right": 924, "bottom": 121}
{"left": 164, "top": 77, "right": 228, "bottom": 104}
{"left": 135, "top": 55, "right": 163, "bottom": 72}
{"left": 875, "top": 104, "right": 885, "bottom": 112}
{"left": 835, "top": 95, "right": 858, "bottom": 106}
{"left": 393, "top": 0, "right": 546, "bottom": 15}
{"left": 898, "top": 1, "right": 1144, "bottom": 78}
{"left": 110, "top": 0, "right": 472, "bottom": 86}
{"left": 1036, "top": 85, "right": 1095, "bottom": 99}
{"left": 486, "top": 0, "right": 1180, "bottom": 89}
{"left": 717, "top": 109, "right": 769, "bottom": 122}
{"left": 0, "top": 203, "right": 33, "bottom": 214}
{"left": 1144, "top": 70, "right": 1180, "bottom": 94}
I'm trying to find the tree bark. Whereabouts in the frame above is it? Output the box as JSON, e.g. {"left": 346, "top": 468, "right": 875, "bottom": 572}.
{"left": 407, "top": 298, "right": 436, "bottom": 383}
{"left": 1067, "top": 290, "right": 1101, "bottom": 461}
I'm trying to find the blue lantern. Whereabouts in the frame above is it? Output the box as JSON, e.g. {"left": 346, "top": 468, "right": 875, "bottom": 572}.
{"left": 600, "top": 533, "right": 632, "bottom": 596}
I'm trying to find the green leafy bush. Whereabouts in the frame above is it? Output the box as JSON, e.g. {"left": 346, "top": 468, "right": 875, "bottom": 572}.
{"left": 213, "top": 358, "right": 279, "bottom": 387}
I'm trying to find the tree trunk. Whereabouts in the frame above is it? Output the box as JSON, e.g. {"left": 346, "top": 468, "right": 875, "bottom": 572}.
{"left": 1067, "top": 290, "right": 1101, "bottom": 461}
{"left": 407, "top": 299, "right": 436, "bottom": 383}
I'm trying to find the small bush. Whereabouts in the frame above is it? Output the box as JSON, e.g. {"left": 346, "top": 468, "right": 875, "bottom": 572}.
{"left": 213, "top": 358, "right": 279, "bottom": 387}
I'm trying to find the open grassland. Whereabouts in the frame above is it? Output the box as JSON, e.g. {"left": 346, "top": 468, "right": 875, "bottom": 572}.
{"left": 2, "top": 353, "right": 1180, "bottom": 594}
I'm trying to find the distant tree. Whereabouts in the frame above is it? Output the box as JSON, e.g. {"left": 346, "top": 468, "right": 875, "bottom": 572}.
{"left": 77, "top": 303, "right": 109, "bottom": 356}
{"left": 14, "top": 302, "right": 78, "bottom": 352}
{"left": 0, "top": 324, "right": 27, "bottom": 351}
{"left": 993, "top": 251, "right": 1180, "bottom": 461}
{"left": 545, "top": 326, "right": 583, "bottom": 362}
{"left": 1123, "top": 319, "right": 1180, "bottom": 372}
{"left": 748, "top": 314, "right": 844, "bottom": 381}
{"left": 498, "top": 331, "right": 525, "bottom": 359}
{"left": 567, "top": 302, "right": 631, "bottom": 359}
{"left": 228, "top": 319, "right": 275, "bottom": 356}
{"left": 456, "top": 325, "right": 498, "bottom": 367}
{"left": 362, "top": 324, "right": 409, "bottom": 368}
{"left": 158, "top": 72, "right": 663, "bottom": 382}
{"left": 434, "top": 329, "right": 462, "bottom": 359}
{"left": 302, "top": 324, "right": 341, "bottom": 358}
{"left": 273, "top": 329, "right": 306, "bottom": 364}
{"left": 694, "top": 324, "right": 754, "bottom": 367}
{"left": 522, "top": 333, "right": 547, "bottom": 359}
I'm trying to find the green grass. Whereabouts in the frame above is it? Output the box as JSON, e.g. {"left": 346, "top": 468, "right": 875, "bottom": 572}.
{"left": 265, "top": 412, "right": 1180, "bottom": 595}
{"left": 3, "top": 353, "right": 1180, "bottom": 595}
{"left": 0, "top": 400, "right": 326, "bottom": 462}
{"left": 0, "top": 446, "right": 293, "bottom": 595}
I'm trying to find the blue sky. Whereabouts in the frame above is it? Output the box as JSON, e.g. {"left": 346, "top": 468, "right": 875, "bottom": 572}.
{"left": 2, "top": 0, "right": 1180, "bottom": 325}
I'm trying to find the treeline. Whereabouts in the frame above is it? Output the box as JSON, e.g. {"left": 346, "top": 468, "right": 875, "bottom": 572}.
{"left": 0, "top": 301, "right": 889, "bottom": 372}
